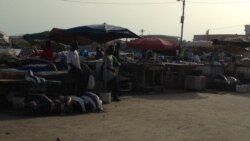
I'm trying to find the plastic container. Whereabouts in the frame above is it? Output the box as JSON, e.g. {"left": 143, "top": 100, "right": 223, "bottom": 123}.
{"left": 99, "top": 92, "right": 111, "bottom": 104}
{"left": 236, "top": 84, "right": 250, "bottom": 93}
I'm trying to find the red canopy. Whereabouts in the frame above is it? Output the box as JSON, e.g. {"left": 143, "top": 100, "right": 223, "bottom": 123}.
{"left": 127, "top": 37, "right": 177, "bottom": 51}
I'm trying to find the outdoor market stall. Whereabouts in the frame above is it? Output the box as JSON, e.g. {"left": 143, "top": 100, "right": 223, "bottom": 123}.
{"left": 121, "top": 62, "right": 165, "bottom": 91}
{"left": 163, "top": 62, "right": 205, "bottom": 89}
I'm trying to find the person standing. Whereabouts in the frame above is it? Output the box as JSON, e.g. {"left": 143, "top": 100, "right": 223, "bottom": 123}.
{"left": 95, "top": 46, "right": 103, "bottom": 60}
{"left": 67, "top": 42, "right": 81, "bottom": 72}
{"left": 113, "top": 42, "right": 121, "bottom": 62}
{"left": 103, "top": 45, "right": 120, "bottom": 101}
{"left": 67, "top": 42, "right": 87, "bottom": 95}
{"left": 113, "top": 42, "right": 121, "bottom": 76}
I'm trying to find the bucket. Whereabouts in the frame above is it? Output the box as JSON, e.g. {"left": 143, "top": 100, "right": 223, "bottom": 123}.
{"left": 99, "top": 92, "right": 111, "bottom": 104}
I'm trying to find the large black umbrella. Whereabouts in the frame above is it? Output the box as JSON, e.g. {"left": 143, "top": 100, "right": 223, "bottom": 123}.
{"left": 59, "top": 23, "right": 140, "bottom": 43}
{"left": 49, "top": 28, "right": 93, "bottom": 45}
{"left": 23, "top": 31, "right": 50, "bottom": 42}
{"left": 22, "top": 30, "right": 92, "bottom": 45}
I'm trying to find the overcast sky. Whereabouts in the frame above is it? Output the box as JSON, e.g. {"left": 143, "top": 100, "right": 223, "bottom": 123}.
{"left": 0, "top": 0, "right": 250, "bottom": 41}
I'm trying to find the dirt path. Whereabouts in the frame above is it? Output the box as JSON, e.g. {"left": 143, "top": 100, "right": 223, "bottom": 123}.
{"left": 1, "top": 91, "right": 250, "bottom": 141}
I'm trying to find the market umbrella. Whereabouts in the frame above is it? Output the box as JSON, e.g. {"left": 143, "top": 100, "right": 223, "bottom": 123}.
{"left": 49, "top": 28, "right": 93, "bottom": 45}
{"left": 23, "top": 31, "right": 50, "bottom": 42}
{"left": 58, "top": 23, "right": 140, "bottom": 43}
{"left": 127, "top": 37, "right": 177, "bottom": 51}
{"left": 22, "top": 33, "right": 67, "bottom": 52}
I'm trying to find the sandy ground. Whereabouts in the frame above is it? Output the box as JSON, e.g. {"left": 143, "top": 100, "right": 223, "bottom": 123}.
{"left": 1, "top": 90, "right": 250, "bottom": 141}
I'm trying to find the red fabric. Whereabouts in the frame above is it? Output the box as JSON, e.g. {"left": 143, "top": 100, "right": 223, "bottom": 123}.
{"left": 31, "top": 49, "right": 53, "bottom": 60}
{"left": 40, "top": 48, "right": 54, "bottom": 60}
{"left": 127, "top": 37, "right": 177, "bottom": 51}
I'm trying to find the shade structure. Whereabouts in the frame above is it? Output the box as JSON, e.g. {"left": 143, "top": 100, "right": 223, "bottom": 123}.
{"left": 23, "top": 31, "right": 50, "bottom": 42}
{"left": 49, "top": 28, "right": 93, "bottom": 45}
{"left": 22, "top": 30, "right": 92, "bottom": 45}
{"left": 127, "top": 37, "right": 177, "bottom": 51}
{"left": 60, "top": 23, "right": 140, "bottom": 43}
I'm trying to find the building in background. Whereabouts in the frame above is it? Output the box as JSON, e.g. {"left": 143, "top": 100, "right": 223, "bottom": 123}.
{"left": 245, "top": 25, "right": 250, "bottom": 36}
{"left": 193, "top": 24, "right": 250, "bottom": 41}
{"left": 193, "top": 34, "right": 246, "bottom": 41}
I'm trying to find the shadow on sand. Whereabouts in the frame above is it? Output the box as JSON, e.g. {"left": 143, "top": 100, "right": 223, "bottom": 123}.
{"left": 0, "top": 108, "right": 90, "bottom": 121}
{"left": 204, "top": 89, "right": 250, "bottom": 98}
{"left": 125, "top": 89, "right": 207, "bottom": 101}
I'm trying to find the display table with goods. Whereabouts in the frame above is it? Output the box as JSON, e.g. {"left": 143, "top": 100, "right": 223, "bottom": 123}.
{"left": 163, "top": 62, "right": 204, "bottom": 89}
{"left": 121, "top": 62, "right": 165, "bottom": 91}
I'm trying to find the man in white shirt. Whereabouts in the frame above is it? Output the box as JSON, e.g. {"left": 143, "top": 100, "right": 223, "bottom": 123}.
{"left": 67, "top": 42, "right": 81, "bottom": 71}
{"left": 67, "top": 42, "right": 87, "bottom": 95}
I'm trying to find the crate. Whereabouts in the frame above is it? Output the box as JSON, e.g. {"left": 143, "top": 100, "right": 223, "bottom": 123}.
{"left": 118, "top": 76, "right": 132, "bottom": 92}
{"left": 184, "top": 75, "right": 206, "bottom": 91}
{"left": 165, "top": 73, "right": 184, "bottom": 89}
{"left": 119, "top": 82, "right": 132, "bottom": 92}
{"left": 236, "top": 84, "right": 250, "bottom": 93}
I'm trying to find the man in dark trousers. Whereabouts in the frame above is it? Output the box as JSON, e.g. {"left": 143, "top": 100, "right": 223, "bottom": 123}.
{"left": 103, "top": 45, "right": 120, "bottom": 101}
{"left": 67, "top": 42, "right": 88, "bottom": 95}
{"left": 113, "top": 42, "right": 121, "bottom": 62}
